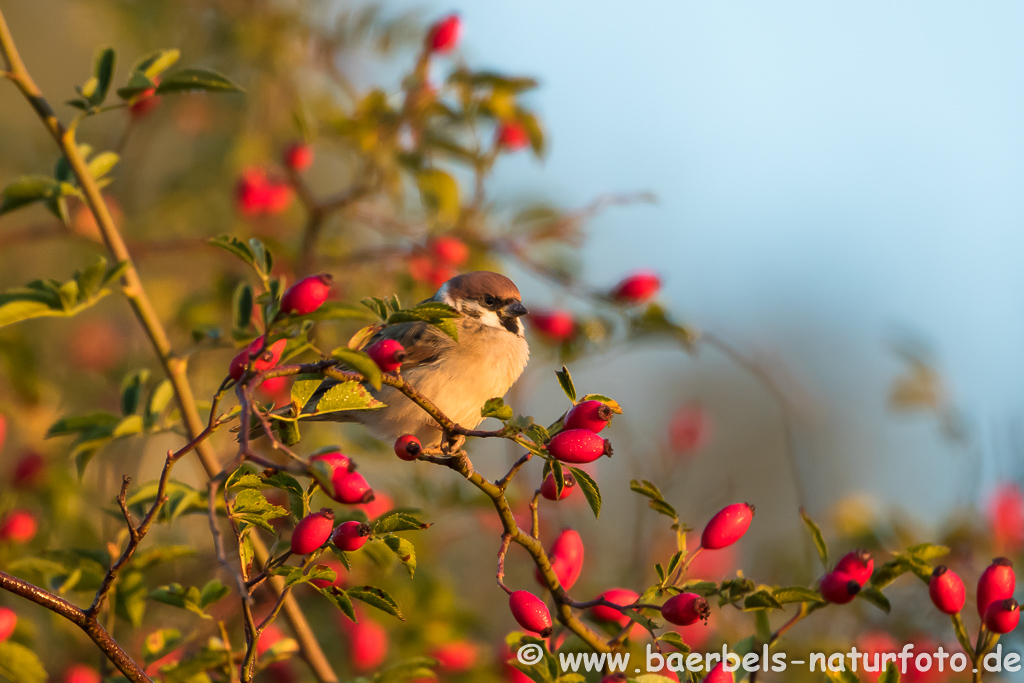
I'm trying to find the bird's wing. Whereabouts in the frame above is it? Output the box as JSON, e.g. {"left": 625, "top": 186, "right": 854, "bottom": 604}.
{"left": 367, "top": 320, "right": 454, "bottom": 369}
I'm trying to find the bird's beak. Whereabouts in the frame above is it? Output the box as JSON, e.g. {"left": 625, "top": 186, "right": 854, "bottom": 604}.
{"left": 503, "top": 301, "right": 529, "bottom": 318}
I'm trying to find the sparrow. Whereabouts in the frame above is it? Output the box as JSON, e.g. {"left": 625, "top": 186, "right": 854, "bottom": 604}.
{"left": 307, "top": 271, "right": 530, "bottom": 446}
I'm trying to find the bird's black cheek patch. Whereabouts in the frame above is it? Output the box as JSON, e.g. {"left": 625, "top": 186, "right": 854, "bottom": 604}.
{"left": 500, "top": 317, "right": 519, "bottom": 333}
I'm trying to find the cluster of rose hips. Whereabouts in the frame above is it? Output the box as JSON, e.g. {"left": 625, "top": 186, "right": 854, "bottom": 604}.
{"left": 928, "top": 557, "right": 1020, "bottom": 634}
{"left": 819, "top": 549, "right": 874, "bottom": 604}
{"left": 530, "top": 270, "right": 663, "bottom": 344}
{"left": 408, "top": 236, "right": 471, "bottom": 289}
{"left": 290, "top": 450, "right": 375, "bottom": 557}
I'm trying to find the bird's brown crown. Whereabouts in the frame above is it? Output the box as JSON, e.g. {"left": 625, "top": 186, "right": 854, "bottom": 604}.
{"left": 443, "top": 271, "right": 521, "bottom": 302}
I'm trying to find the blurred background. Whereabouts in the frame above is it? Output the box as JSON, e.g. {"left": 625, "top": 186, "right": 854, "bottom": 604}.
{"left": 2, "top": 1, "right": 1024, "bottom": 681}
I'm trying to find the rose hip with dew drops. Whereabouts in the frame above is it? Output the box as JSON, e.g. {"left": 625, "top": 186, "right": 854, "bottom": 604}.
{"left": 291, "top": 509, "right": 335, "bottom": 555}
{"left": 366, "top": 339, "right": 406, "bottom": 373}
{"left": 820, "top": 571, "right": 861, "bottom": 604}
{"left": 700, "top": 503, "right": 754, "bottom": 550}
{"left": 540, "top": 472, "right": 576, "bottom": 501}
{"left": 508, "top": 590, "right": 553, "bottom": 637}
{"left": 564, "top": 400, "right": 613, "bottom": 433}
{"left": 977, "top": 557, "right": 1015, "bottom": 617}
{"left": 279, "top": 274, "right": 332, "bottom": 316}
{"left": 332, "top": 520, "right": 372, "bottom": 551}
{"left": 929, "top": 565, "right": 966, "bottom": 614}
{"left": 547, "top": 429, "right": 612, "bottom": 464}
{"left": 834, "top": 549, "right": 874, "bottom": 586}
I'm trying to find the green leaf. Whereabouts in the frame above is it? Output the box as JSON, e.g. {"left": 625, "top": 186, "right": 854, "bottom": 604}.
{"left": 87, "top": 151, "right": 119, "bottom": 179}
{"left": 89, "top": 47, "right": 116, "bottom": 106}
{"left": 1, "top": 175, "right": 59, "bottom": 215}
{"left": 146, "top": 380, "right": 174, "bottom": 424}
{"left": 210, "top": 235, "right": 256, "bottom": 268}
{"left": 332, "top": 347, "right": 383, "bottom": 390}
{"left": 347, "top": 585, "right": 404, "bottom": 620}
{"left": 47, "top": 411, "right": 121, "bottom": 437}
{"left": 290, "top": 379, "right": 321, "bottom": 410}
{"left": 0, "top": 641, "right": 48, "bottom": 683}
{"left": 871, "top": 557, "right": 911, "bottom": 590}
{"left": 384, "top": 536, "right": 417, "bottom": 578}
{"left": 655, "top": 631, "right": 689, "bottom": 653}
{"left": 262, "top": 471, "right": 305, "bottom": 518}
{"left": 76, "top": 257, "right": 107, "bottom": 298}
{"left": 906, "top": 543, "right": 950, "bottom": 562}
{"left": 231, "top": 489, "right": 288, "bottom": 533}
{"left": 323, "top": 586, "right": 357, "bottom": 621}
{"left": 481, "top": 397, "right": 514, "bottom": 420}
{"left": 568, "top": 467, "right": 601, "bottom": 518}
{"left": 678, "top": 580, "right": 719, "bottom": 596}
{"left": 120, "top": 369, "right": 150, "bottom": 415}
{"left": 248, "top": 238, "right": 272, "bottom": 276}
{"left": 156, "top": 68, "right": 243, "bottom": 94}
{"left": 772, "top": 586, "right": 824, "bottom": 605}
{"left": 554, "top": 365, "right": 576, "bottom": 403}
{"left": 824, "top": 669, "right": 860, "bottom": 683}
{"left": 134, "top": 49, "right": 181, "bottom": 80}
{"left": 372, "top": 511, "right": 430, "bottom": 534}
{"left": 199, "top": 579, "right": 230, "bottom": 608}
{"left": 858, "top": 586, "right": 891, "bottom": 614}
{"left": 142, "top": 628, "right": 184, "bottom": 664}
{"left": 799, "top": 507, "right": 828, "bottom": 568}
{"left": 417, "top": 168, "right": 460, "bottom": 225}
{"left": 232, "top": 282, "right": 253, "bottom": 333}
{"left": 361, "top": 297, "right": 388, "bottom": 320}
{"left": 878, "top": 662, "right": 900, "bottom": 683}
{"left": 307, "top": 381, "right": 386, "bottom": 414}
{"left": 742, "top": 589, "right": 784, "bottom": 611}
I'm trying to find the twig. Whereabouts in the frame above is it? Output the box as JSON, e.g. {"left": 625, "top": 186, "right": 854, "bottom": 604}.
{"left": 496, "top": 533, "right": 513, "bottom": 595}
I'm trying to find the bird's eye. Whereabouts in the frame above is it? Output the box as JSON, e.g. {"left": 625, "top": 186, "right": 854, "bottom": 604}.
{"left": 484, "top": 295, "right": 496, "bottom": 307}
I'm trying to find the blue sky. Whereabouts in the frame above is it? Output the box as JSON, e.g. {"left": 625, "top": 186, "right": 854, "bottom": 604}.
{"left": 389, "top": 1, "right": 1024, "bottom": 520}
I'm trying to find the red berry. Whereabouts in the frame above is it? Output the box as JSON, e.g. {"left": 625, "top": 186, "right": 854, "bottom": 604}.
{"left": 259, "top": 376, "right": 291, "bottom": 404}
{"left": 430, "top": 236, "right": 470, "bottom": 266}
{"left": 611, "top": 271, "right": 661, "bottom": 304}
{"left": 236, "top": 168, "right": 272, "bottom": 215}
{"left": 129, "top": 80, "right": 160, "bottom": 118}
{"left": 703, "top": 663, "right": 731, "bottom": 683}
{"left": 332, "top": 521, "right": 372, "bottom": 551}
{"left": 989, "top": 483, "right": 1024, "bottom": 553}
{"left": 291, "top": 509, "right": 335, "bottom": 555}
{"left": 537, "top": 529, "right": 584, "bottom": 589}
{"left": 63, "top": 665, "right": 101, "bottom": 683}
{"left": 547, "top": 429, "right": 612, "bottom": 464}
{"left": 660, "top": 592, "right": 710, "bottom": 626}
{"left": 394, "top": 435, "right": 422, "bottom": 462}
{"left": 529, "top": 310, "right": 575, "bottom": 342}
{"left": 590, "top": 588, "right": 640, "bottom": 627}
{"left": 497, "top": 122, "right": 530, "bottom": 151}
{"left": 0, "top": 607, "right": 15, "bottom": 642}
{"left": 310, "top": 559, "right": 346, "bottom": 589}
{"left": 540, "top": 472, "right": 576, "bottom": 501}
{"left": 508, "top": 590, "right": 553, "bottom": 637}
{"left": 427, "top": 15, "right": 462, "bottom": 53}
{"left": 564, "top": 401, "right": 613, "bottom": 433}
{"left": 283, "top": 142, "right": 314, "bottom": 172}
{"left": 264, "top": 183, "right": 294, "bottom": 214}
{"left": 280, "top": 274, "right": 332, "bottom": 316}
{"left": 229, "top": 336, "right": 286, "bottom": 381}
{"left": 820, "top": 571, "right": 861, "bottom": 604}
{"left": 0, "top": 509, "right": 37, "bottom": 544}
{"left": 984, "top": 597, "right": 1021, "bottom": 633}
{"left": 12, "top": 452, "right": 45, "bottom": 489}
{"left": 345, "top": 618, "right": 388, "bottom": 671}
{"left": 834, "top": 549, "right": 874, "bottom": 587}
{"left": 929, "top": 566, "right": 966, "bottom": 614}
{"left": 330, "top": 471, "right": 375, "bottom": 505}
{"left": 978, "top": 557, "right": 1015, "bottom": 618}
{"left": 432, "top": 640, "right": 478, "bottom": 673}
{"left": 366, "top": 339, "right": 406, "bottom": 373}
{"left": 700, "top": 503, "right": 754, "bottom": 550}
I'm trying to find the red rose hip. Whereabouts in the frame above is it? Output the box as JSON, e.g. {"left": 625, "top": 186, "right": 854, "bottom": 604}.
{"left": 540, "top": 472, "right": 576, "bottom": 501}
{"left": 564, "top": 401, "right": 613, "bottom": 433}
{"left": 497, "top": 122, "right": 530, "bottom": 151}
{"left": 978, "top": 557, "right": 1015, "bottom": 618}
{"left": 0, "top": 509, "right": 37, "bottom": 544}
{"left": 330, "top": 470, "right": 375, "bottom": 505}
{"left": 332, "top": 520, "right": 372, "bottom": 551}
{"left": 367, "top": 339, "right": 406, "bottom": 373}
{"left": 394, "top": 435, "right": 422, "bottom": 462}
{"left": 63, "top": 665, "right": 101, "bottom": 683}
{"left": 530, "top": 311, "right": 575, "bottom": 342}
{"left": 700, "top": 503, "right": 754, "bottom": 550}
{"left": 537, "top": 528, "right": 584, "bottom": 589}
{"left": 547, "top": 429, "right": 612, "bottom": 464}
{"left": 834, "top": 549, "right": 874, "bottom": 587}
{"left": 291, "top": 509, "right": 335, "bottom": 555}
{"left": 984, "top": 598, "right": 1021, "bottom": 633}
{"left": 0, "top": 607, "right": 15, "bottom": 642}
{"left": 229, "top": 336, "right": 286, "bottom": 380}
{"left": 610, "top": 271, "right": 661, "bottom": 304}
{"left": 508, "top": 590, "right": 553, "bottom": 637}
{"left": 590, "top": 588, "right": 639, "bottom": 626}
{"left": 427, "top": 15, "right": 462, "bottom": 53}
{"left": 283, "top": 142, "right": 313, "bottom": 172}
{"left": 820, "top": 571, "right": 861, "bottom": 604}
{"left": 660, "top": 592, "right": 710, "bottom": 626}
{"left": 703, "top": 663, "right": 731, "bottom": 683}
{"left": 430, "top": 236, "right": 470, "bottom": 266}
{"left": 929, "top": 566, "right": 966, "bottom": 614}
{"left": 280, "top": 274, "right": 332, "bottom": 316}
